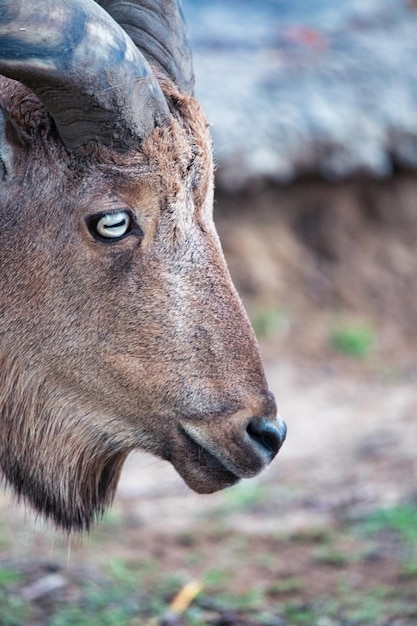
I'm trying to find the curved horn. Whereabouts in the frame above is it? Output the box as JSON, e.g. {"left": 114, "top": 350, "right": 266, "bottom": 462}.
{"left": 0, "top": 0, "right": 170, "bottom": 152}
{"left": 97, "top": 0, "right": 195, "bottom": 95}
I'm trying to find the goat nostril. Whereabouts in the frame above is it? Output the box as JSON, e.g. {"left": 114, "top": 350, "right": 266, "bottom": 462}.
{"left": 246, "top": 418, "right": 287, "bottom": 460}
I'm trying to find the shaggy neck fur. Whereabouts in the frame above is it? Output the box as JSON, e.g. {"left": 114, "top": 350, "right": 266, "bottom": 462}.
{"left": 0, "top": 353, "right": 129, "bottom": 531}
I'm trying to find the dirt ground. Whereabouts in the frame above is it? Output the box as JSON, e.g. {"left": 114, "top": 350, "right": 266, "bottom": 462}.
{"left": 0, "top": 176, "right": 416, "bottom": 625}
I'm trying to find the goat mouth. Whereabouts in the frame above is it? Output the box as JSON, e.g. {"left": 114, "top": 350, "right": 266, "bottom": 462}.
{"left": 170, "top": 427, "right": 240, "bottom": 494}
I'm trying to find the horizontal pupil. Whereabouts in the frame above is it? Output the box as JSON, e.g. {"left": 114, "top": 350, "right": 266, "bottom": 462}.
{"left": 103, "top": 220, "right": 125, "bottom": 229}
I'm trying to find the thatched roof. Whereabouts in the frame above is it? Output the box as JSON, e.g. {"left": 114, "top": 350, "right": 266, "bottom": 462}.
{"left": 185, "top": 0, "right": 417, "bottom": 190}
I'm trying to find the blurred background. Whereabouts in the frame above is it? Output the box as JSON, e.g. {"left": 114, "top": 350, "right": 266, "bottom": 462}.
{"left": 1, "top": 1, "right": 417, "bottom": 624}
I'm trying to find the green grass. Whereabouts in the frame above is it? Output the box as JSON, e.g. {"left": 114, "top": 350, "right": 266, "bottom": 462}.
{"left": 343, "top": 588, "right": 390, "bottom": 624}
{"left": 330, "top": 320, "right": 375, "bottom": 358}
{"left": 267, "top": 576, "right": 304, "bottom": 596}
{"left": 48, "top": 578, "right": 142, "bottom": 626}
{"left": 280, "top": 586, "right": 416, "bottom": 626}
{"left": 313, "top": 545, "right": 352, "bottom": 567}
{"left": 360, "top": 503, "right": 417, "bottom": 545}
{"left": 50, "top": 604, "right": 135, "bottom": 626}
{"left": 0, "top": 567, "right": 23, "bottom": 586}
{"left": 47, "top": 557, "right": 180, "bottom": 625}
{"left": 0, "top": 587, "right": 29, "bottom": 626}
{"left": 283, "top": 601, "right": 316, "bottom": 625}
{"left": 2, "top": 500, "right": 417, "bottom": 626}
{"left": 202, "top": 568, "right": 229, "bottom": 589}
{"left": 0, "top": 568, "right": 29, "bottom": 626}
{"left": 358, "top": 504, "right": 417, "bottom": 579}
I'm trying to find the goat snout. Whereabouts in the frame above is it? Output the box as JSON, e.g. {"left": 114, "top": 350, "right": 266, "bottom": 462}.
{"left": 173, "top": 408, "right": 287, "bottom": 494}
{"left": 246, "top": 415, "right": 287, "bottom": 463}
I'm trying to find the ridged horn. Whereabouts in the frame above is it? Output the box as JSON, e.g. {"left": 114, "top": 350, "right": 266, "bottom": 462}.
{"left": 97, "top": 0, "right": 195, "bottom": 94}
{"left": 0, "top": 0, "right": 170, "bottom": 152}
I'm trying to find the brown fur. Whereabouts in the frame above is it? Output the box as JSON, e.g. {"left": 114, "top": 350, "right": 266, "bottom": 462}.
{"left": 0, "top": 72, "right": 281, "bottom": 531}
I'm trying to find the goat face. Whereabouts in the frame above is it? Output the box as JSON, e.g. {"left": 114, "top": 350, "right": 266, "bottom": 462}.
{"left": 0, "top": 0, "right": 286, "bottom": 531}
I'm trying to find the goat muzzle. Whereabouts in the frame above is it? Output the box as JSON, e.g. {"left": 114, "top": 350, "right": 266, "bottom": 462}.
{"left": 172, "top": 407, "right": 287, "bottom": 494}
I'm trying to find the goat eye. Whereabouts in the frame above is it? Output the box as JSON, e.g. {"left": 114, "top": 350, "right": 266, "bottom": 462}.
{"left": 88, "top": 211, "right": 132, "bottom": 241}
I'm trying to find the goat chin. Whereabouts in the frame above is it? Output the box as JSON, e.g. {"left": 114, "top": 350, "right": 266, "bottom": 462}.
{"left": 0, "top": 355, "right": 124, "bottom": 530}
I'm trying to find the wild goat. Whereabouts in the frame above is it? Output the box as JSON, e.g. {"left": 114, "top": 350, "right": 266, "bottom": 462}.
{"left": 0, "top": 0, "right": 286, "bottom": 531}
